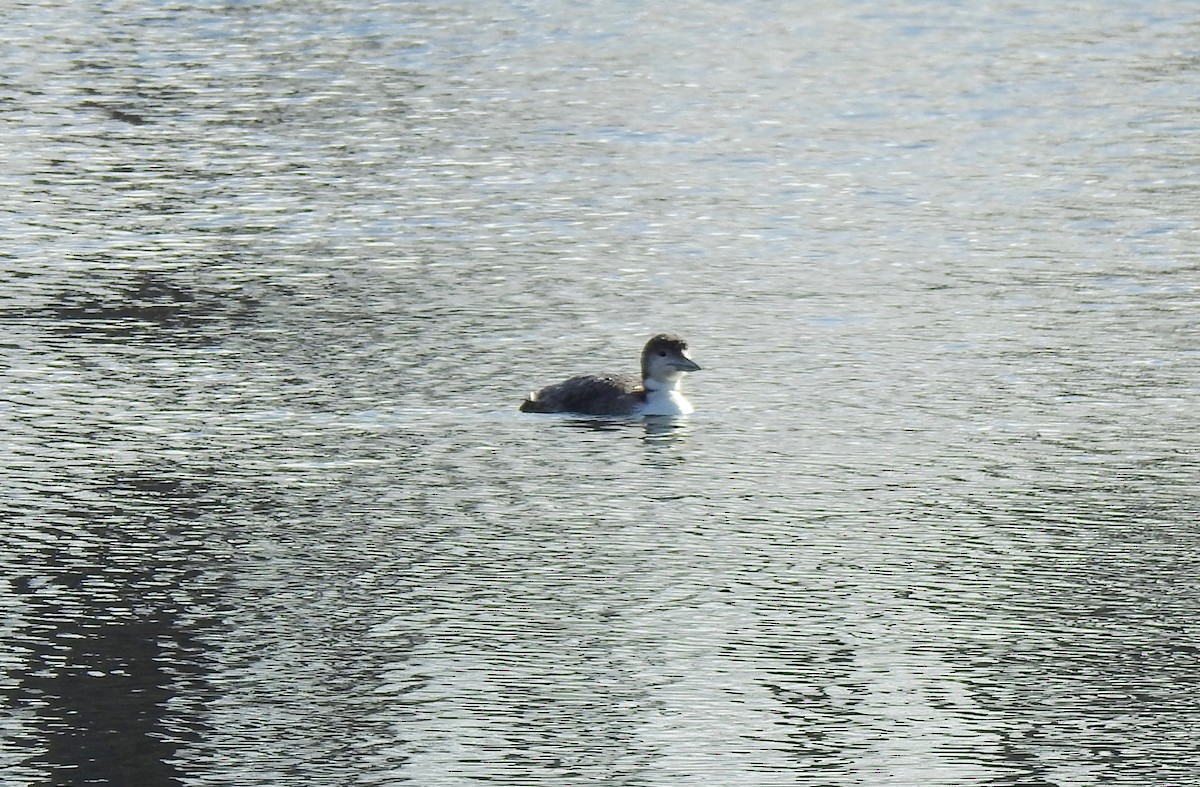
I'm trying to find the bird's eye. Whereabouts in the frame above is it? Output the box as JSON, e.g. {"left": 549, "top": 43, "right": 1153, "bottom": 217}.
{"left": 657, "top": 351, "right": 667, "bottom": 357}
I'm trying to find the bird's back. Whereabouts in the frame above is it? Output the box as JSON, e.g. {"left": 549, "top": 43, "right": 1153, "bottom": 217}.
{"left": 520, "top": 373, "right": 645, "bottom": 416}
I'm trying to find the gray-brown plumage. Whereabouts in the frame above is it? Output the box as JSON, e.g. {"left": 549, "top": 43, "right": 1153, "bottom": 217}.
{"left": 520, "top": 334, "right": 701, "bottom": 416}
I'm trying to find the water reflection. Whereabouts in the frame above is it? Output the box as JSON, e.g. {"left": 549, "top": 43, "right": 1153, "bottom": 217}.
{"left": 641, "top": 416, "right": 693, "bottom": 444}
{"left": 17, "top": 612, "right": 195, "bottom": 787}
{"left": 543, "top": 414, "right": 694, "bottom": 444}
{"left": 5, "top": 469, "right": 218, "bottom": 787}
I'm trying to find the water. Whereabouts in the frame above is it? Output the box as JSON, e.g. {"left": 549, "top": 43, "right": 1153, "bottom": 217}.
{"left": 2, "top": 1, "right": 1198, "bottom": 785}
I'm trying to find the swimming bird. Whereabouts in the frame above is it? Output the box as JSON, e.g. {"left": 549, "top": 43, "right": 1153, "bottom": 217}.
{"left": 520, "top": 334, "right": 701, "bottom": 416}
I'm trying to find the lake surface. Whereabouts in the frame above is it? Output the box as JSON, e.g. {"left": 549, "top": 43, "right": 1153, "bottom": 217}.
{"left": 2, "top": 1, "right": 1198, "bottom": 785}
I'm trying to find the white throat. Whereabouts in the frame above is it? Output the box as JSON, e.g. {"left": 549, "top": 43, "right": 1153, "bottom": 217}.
{"left": 641, "top": 377, "right": 693, "bottom": 416}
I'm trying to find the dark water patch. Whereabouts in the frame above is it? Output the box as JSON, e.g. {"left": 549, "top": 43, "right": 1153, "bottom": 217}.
{"left": 14, "top": 612, "right": 202, "bottom": 787}
{"left": 78, "top": 101, "right": 151, "bottom": 126}
{"left": 4, "top": 475, "right": 223, "bottom": 787}
{"left": 0, "top": 271, "right": 259, "bottom": 347}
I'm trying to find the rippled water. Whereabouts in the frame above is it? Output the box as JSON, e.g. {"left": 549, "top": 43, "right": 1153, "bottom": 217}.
{"left": 2, "top": 1, "right": 1198, "bottom": 785}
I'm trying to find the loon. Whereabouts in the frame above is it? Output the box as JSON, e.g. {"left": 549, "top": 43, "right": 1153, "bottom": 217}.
{"left": 520, "top": 334, "right": 701, "bottom": 417}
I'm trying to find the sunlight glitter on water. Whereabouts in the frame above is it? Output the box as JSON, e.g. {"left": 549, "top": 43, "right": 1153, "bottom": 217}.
{"left": 2, "top": 1, "right": 1198, "bottom": 785}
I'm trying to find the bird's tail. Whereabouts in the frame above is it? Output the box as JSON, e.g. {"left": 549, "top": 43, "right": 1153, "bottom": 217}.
{"left": 519, "top": 393, "right": 543, "bottom": 413}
